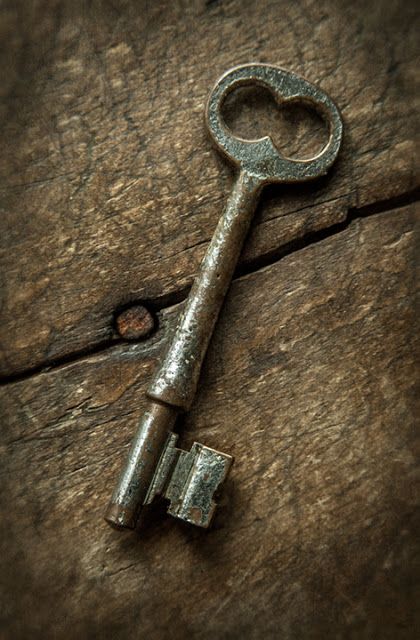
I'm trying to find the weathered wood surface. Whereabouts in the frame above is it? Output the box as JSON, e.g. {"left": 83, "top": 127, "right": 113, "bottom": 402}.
{"left": 1, "top": 205, "right": 418, "bottom": 639}
{"left": 0, "top": 0, "right": 419, "bottom": 375}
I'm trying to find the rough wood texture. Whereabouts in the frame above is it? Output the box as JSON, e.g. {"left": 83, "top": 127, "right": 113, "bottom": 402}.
{"left": 1, "top": 205, "right": 418, "bottom": 639}
{"left": 0, "top": 0, "right": 419, "bottom": 375}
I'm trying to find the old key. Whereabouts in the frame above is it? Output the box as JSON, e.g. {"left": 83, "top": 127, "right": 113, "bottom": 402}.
{"left": 105, "top": 64, "right": 343, "bottom": 531}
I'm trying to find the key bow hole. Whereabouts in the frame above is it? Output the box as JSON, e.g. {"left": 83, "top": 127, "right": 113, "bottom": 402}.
{"left": 221, "top": 85, "right": 329, "bottom": 161}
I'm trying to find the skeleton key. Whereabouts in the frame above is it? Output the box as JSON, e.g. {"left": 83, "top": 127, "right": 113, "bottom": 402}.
{"left": 105, "top": 63, "right": 343, "bottom": 531}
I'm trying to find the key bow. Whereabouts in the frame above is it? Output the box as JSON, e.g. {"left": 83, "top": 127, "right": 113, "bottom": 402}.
{"left": 206, "top": 63, "right": 343, "bottom": 183}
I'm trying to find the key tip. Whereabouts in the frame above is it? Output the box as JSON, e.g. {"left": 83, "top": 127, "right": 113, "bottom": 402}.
{"left": 104, "top": 502, "right": 137, "bottom": 530}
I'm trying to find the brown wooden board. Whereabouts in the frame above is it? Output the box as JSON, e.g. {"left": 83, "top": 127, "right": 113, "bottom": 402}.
{"left": 1, "top": 204, "right": 418, "bottom": 639}
{"left": 0, "top": 0, "right": 419, "bottom": 376}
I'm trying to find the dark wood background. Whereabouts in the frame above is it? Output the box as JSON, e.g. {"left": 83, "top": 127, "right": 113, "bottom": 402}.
{"left": 0, "top": 1, "right": 419, "bottom": 638}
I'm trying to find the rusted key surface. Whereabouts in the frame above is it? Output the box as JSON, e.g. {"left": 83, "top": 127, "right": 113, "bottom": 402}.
{"left": 105, "top": 63, "right": 343, "bottom": 531}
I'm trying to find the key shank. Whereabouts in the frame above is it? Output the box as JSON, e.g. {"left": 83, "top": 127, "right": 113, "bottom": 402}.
{"left": 105, "top": 170, "right": 261, "bottom": 529}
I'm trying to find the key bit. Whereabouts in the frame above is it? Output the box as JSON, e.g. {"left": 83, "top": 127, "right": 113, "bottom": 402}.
{"left": 145, "top": 434, "right": 233, "bottom": 528}
{"left": 105, "top": 63, "right": 343, "bottom": 532}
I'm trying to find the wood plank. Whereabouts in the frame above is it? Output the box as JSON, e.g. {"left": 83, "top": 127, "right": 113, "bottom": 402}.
{"left": 0, "top": 204, "right": 418, "bottom": 639}
{"left": 0, "top": 0, "right": 418, "bottom": 375}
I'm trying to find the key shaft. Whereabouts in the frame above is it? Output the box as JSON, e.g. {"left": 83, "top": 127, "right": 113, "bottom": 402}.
{"left": 105, "top": 171, "right": 260, "bottom": 529}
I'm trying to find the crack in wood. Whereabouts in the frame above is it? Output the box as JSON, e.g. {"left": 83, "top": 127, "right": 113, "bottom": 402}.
{"left": 0, "top": 188, "right": 418, "bottom": 387}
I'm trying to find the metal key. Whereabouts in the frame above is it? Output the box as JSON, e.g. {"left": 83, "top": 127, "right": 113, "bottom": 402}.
{"left": 105, "top": 63, "right": 343, "bottom": 531}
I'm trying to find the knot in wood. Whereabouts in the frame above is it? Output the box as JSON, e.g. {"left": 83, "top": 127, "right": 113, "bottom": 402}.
{"left": 115, "top": 305, "right": 155, "bottom": 340}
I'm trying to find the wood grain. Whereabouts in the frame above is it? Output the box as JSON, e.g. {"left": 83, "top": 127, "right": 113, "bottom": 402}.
{"left": 0, "top": 0, "right": 419, "bottom": 375}
{"left": 1, "top": 204, "right": 418, "bottom": 639}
